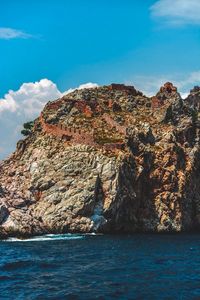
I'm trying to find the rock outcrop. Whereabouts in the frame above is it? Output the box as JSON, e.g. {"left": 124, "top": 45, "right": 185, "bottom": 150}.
{"left": 1, "top": 83, "right": 200, "bottom": 237}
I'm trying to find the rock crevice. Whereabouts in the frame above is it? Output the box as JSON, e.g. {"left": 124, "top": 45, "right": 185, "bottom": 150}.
{"left": 1, "top": 83, "right": 200, "bottom": 237}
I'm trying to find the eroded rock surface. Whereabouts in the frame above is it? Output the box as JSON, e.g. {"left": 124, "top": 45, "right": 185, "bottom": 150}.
{"left": 1, "top": 83, "right": 200, "bottom": 237}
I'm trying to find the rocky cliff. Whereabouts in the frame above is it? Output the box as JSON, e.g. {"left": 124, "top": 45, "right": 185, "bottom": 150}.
{"left": 1, "top": 82, "right": 200, "bottom": 237}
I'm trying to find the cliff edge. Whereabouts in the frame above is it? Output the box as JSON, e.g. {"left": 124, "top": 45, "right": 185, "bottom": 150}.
{"left": 1, "top": 82, "right": 200, "bottom": 237}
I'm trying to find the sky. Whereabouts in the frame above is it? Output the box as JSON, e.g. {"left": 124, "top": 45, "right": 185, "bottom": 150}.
{"left": 0, "top": 0, "right": 200, "bottom": 159}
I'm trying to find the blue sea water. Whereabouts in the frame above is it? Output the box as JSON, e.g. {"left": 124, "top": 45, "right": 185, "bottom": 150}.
{"left": 0, "top": 234, "right": 200, "bottom": 300}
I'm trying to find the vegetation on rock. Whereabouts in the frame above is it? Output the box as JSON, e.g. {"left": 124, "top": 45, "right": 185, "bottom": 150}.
{"left": 1, "top": 82, "right": 200, "bottom": 237}
{"left": 21, "top": 121, "right": 34, "bottom": 136}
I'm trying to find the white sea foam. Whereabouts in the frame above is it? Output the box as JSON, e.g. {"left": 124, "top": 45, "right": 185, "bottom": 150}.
{"left": 91, "top": 201, "right": 107, "bottom": 231}
{"left": 3, "top": 234, "right": 84, "bottom": 242}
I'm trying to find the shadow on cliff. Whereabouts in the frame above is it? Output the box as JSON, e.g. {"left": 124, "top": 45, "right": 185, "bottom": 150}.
{"left": 103, "top": 103, "right": 200, "bottom": 233}
{"left": 103, "top": 150, "right": 159, "bottom": 233}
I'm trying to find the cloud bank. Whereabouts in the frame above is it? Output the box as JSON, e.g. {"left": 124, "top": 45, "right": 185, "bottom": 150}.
{"left": 0, "top": 79, "right": 98, "bottom": 160}
{"left": 0, "top": 27, "right": 33, "bottom": 40}
{"left": 0, "top": 79, "right": 62, "bottom": 116}
{"left": 131, "top": 71, "right": 200, "bottom": 98}
{"left": 151, "top": 0, "right": 200, "bottom": 26}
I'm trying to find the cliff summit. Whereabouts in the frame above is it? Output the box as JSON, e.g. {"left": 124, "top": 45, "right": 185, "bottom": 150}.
{"left": 1, "top": 82, "right": 200, "bottom": 237}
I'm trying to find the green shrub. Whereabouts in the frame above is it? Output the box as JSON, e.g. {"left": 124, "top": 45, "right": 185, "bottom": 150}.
{"left": 21, "top": 121, "right": 34, "bottom": 136}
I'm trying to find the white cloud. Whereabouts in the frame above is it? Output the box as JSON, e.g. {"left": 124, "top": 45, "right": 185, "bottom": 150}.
{"left": 130, "top": 71, "right": 200, "bottom": 97}
{"left": 0, "top": 79, "right": 62, "bottom": 116}
{"left": 151, "top": 0, "right": 200, "bottom": 26}
{"left": 178, "top": 71, "right": 200, "bottom": 88}
{"left": 0, "top": 27, "right": 33, "bottom": 40}
{"left": 180, "top": 93, "right": 189, "bottom": 100}
{"left": 128, "top": 75, "right": 169, "bottom": 97}
{"left": 175, "top": 71, "right": 200, "bottom": 98}
{"left": 64, "top": 82, "right": 99, "bottom": 95}
{"left": 0, "top": 79, "right": 98, "bottom": 160}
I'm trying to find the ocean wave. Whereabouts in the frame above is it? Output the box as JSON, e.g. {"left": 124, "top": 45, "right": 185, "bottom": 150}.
{"left": 3, "top": 233, "right": 85, "bottom": 242}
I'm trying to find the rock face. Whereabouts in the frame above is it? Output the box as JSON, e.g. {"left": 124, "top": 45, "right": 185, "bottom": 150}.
{"left": 1, "top": 83, "right": 200, "bottom": 237}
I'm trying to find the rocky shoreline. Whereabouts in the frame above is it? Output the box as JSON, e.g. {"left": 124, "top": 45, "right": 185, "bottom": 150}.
{"left": 1, "top": 83, "right": 200, "bottom": 238}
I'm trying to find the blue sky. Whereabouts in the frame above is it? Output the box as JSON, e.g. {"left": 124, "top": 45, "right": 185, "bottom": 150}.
{"left": 0, "top": 0, "right": 200, "bottom": 159}
{"left": 0, "top": 0, "right": 153, "bottom": 95}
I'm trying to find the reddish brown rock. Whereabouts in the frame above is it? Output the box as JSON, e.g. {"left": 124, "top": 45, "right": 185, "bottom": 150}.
{"left": 1, "top": 83, "right": 200, "bottom": 238}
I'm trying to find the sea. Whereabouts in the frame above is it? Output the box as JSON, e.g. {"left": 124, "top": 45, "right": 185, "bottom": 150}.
{"left": 0, "top": 233, "right": 200, "bottom": 300}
